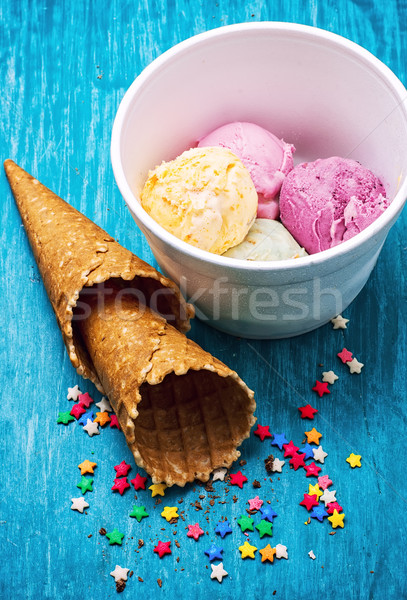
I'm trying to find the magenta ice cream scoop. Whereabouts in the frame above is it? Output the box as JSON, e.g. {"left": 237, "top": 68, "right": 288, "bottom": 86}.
{"left": 198, "top": 121, "right": 295, "bottom": 220}
{"left": 279, "top": 157, "right": 389, "bottom": 254}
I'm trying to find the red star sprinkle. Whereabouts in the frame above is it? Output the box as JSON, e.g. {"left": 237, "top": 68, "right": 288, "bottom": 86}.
{"left": 312, "top": 381, "right": 331, "bottom": 397}
{"left": 304, "top": 462, "right": 322, "bottom": 477}
{"left": 283, "top": 440, "right": 299, "bottom": 458}
{"left": 114, "top": 461, "right": 132, "bottom": 477}
{"left": 111, "top": 477, "right": 130, "bottom": 495}
{"left": 289, "top": 452, "right": 306, "bottom": 470}
{"left": 337, "top": 348, "right": 353, "bottom": 363}
{"left": 70, "top": 404, "right": 86, "bottom": 420}
{"left": 327, "top": 502, "right": 343, "bottom": 514}
{"left": 131, "top": 473, "right": 148, "bottom": 490}
{"left": 187, "top": 523, "right": 204, "bottom": 540}
{"left": 254, "top": 424, "right": 272, "bottom": 441}
{"left": 229, "top": 471, "right": 248, "bottom": 488}
{"left": 298, "top": 404, "right": 319, "bottom": 419}
{"left": 299, "top": 493, "right": 319, "bottom": 511}
{"left": 154, "top": 540, "right": 172, "bottom": 558}
{"left": 109, "top": 414, "right": 120, "bottom": 429}
{"left": 318, "top": 475, "right": 333, "bottom": 489}
{"left": 78, "top": 392, "right": 93, "bottom": 408}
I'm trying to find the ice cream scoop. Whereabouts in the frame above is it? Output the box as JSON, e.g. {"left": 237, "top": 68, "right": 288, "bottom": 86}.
{"left": 198, "top": 121, "right": 295, "bottom": 219}
{"left": 223, "top": 218, "right": 307, "bottom": 261}
{"left": 140, "top": 146, "right": 258, "bottom": 254}
{"left": 279, "top": 157, "right": 389, "bottom": 254}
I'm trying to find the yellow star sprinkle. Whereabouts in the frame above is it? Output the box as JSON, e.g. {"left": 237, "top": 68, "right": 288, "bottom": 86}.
{"left": 328, "top": 509, "right": 345, "bottom": 529}
{"left": 308, "top": 483, "right": 323, "bottom": 500}
{"left": 239, "top": 540, "right": 257, "bottom": 559}
{"left": 259, "top": 544, "right": 276, "bottom": 563}
{"left": 305, "top": 427, "right": 322, "bottom": 445}
{"left": 161, "top": 506, "right": 179, "bottom": 522}
{"left": 77, "top": 459, "right": 97, "bottom": 475}
{"left": 346, "top": 453, "right": 362, "bottom": 468}
{"left": 94, "top": 411, "right": 111, "bottom": 427}
{"left": 149, "top": 483, "right": 167, "bottom": 497}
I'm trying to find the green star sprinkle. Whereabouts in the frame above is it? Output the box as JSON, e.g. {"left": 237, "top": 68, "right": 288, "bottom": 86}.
{"left": 237, "top": 515, "right": 254, "bottom": 533}
{"left": 256, "top": 519, "right": 273, "bottom": 538}
{"left": 129, "top": 505, "right": 149, "bottom": 522}
{"left": 76, "top": 476, "right": 93, "bottom": 494}
{"left": 57, "top": 411, "right": 75, "bottom": 425}
{"left": 106, "top": 528, "right": 124, "bottom": 545}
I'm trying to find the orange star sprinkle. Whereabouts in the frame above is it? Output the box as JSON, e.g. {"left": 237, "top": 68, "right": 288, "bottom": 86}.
{"left": 259, "top": 544, "right": 276, "bottom": 563}
{"left": 305, "top": 427, "right": 322, "bottom": 445}
{"left": 78, "top": 459, "right": 97, "bottom": 475}
{"left": 94, "top": 411, "right": 111, "bottom": 427}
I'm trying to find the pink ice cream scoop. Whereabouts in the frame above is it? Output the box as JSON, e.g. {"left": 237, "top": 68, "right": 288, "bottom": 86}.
{"left": 279, "top": 156, "right": 389, "bottom": 254}
{"left": 198, "top": 121, "right": 295, "bottom": 220}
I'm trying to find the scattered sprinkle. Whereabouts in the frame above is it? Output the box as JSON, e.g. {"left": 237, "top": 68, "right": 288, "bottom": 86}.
{"left": 239, "top": 540, "right": 257, "bottom": 559}
{"left": 320, "top": 489, "right": 337, "bottom": 506}
{"left": 78, "top": 392, "right": 94, "bottom": 408}
{"left": 212, "top": 467, "right": 227, "bottom": 482}
{"left": 271, "top": 433, "right": 289, "bottom": 450}
{"left": 259, "top": 544, "right": 276, "bottom": 563}
{"left": 204, "top": 542, "right": 223, "bottom": 561}
{"left": 57, "top": 411, "right": 75, "bottom": 425}
{"left": 161, "top": 506, "right": 179, "bottom": 522}
{"left": 70, "top": 404, "right": 86, "bottom": 420}
{"left": 304, "top": 428, "right": 322, "bottom": 445}
{"left": 318, "top": 475, "right": 333, "bottom": 490}
{"left": 94, "top": 411, "right": 111, "bottom": 427}
{"left": 346, "top": 453, "right": 362, "bottom": 468}
{"left": 256, "top": 519, "right": 273, "bottom": 538}
{"left": 254, "top": 424, "right": 273, "bottom": 441}
{"left": 67, "top": 385, "right": 82, "bottom": 401}
{"left": 111, "top": 478, "right": 130, "bottom": 495}
{"left": 95, "top": 397, "right": 112, "bottom": 412}
{"left": 337, "top": 348, "right": 353, "bottom": 363}
{"left": 248, "top": 496, "right": 263, "bottom": 511}
{"left": 109, "top": 414, "right": 120, "bottom": 429}
{"left": 106, "top": 528, "right": 124, "bottom": 545}
{"left": 114, "top": 461, "right": 132, "bottom": 477}
{"left": 328, "top": 509, "right": 345, "bottom": 529}
{"left": 275, "top": 544, "right": 288, "bottom": 559}
{"left": 283, "top": 440, "right": 299, "bottom": 458}
{"left": 237, "top": 515, "right": 254, "bottom": 533}
{"left": 78, "top": 459, "right": 97, "bottom": 475}
{"left": 312, "top": 381, "right": 331, "bottom": 397}
{"left": 76, "top": 476, "right": 93, "bottom": 494}
{"left": 131, "top": 474, "right": 148, "bottom": 490}
{"left": 70, "top": 497, "right": 89, "bottom": 513}
{"left": 129, "top": 505, "right": 149, "bottom": 522}
{"left": 215, "top": 520, "right": 232, "bottom": 538}
{"left": 110, "top": 565, "right": 130, "bottom": 582}
{"left": 210, "top": 562, "right": 228, "bottom": 582}
{"left": 322, "top": 370, "right": 338, "bottom": 384}
{"left": 298, "top": 404, "right": 318, "bottom": 419}
{"left": 313, "top": 446, "right": 328, "bottom": 464}
{"left": 308, "top": 550, "right": 316, "bottom": 560}
{"left": 271, "top": 458, "right": 285, "bottom": 473}
{"left": 186, "top": 523, "right": 204, "bottom": 540}
{"left": 83, "top": 419, "right": 100, "bottom": 437}
{"left": 229, "top": 471, "right": 248, "bottom": 488}
{"left": 149, "top": 483, "right": 167, "bottom": 497}
{"left": 154, "top": 540, "right": 172, "bottom": 558}
{"left": 346, "top": 358, "right": 364, "bottom": 374}
{"left": 259, "top": 505, "right": 278, "bottom": 522}
{"left": 331, "top": 315, "right": 349, "bottom": 329}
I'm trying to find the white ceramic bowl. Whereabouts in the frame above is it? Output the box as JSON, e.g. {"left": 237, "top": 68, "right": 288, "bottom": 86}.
{"left": 111, "top": 22, "right": 407, "bottom": 339}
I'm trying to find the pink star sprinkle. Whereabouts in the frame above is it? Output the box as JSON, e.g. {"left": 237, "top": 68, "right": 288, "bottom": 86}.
{"left": 289, "top": 452, "right": 306, "bottom": 471}
{"left": 337, "top": 348, "right": 353, "bottom": 363}
{"left": 254, "top": 424, "right": 272, "bottom": 441}
{"left": 318, "top": 475, "right": 333, "bottom": 490}
{"left": 229, "top": 471, "right": 248, "bottom": 488}
{"left": 154, "top": 540, "right": 172, "bottom": 558}
{"left": 111, "top": 477, "right": 130, "bottom": 495}
{"left": 131, "top": 473, "right": 148, "bottom": 490}
{"left": 109, "top": 414, "right": 120, "bottom": 429}
{"left": 114, "top": 461, "right": 132, "bottom": 477}
{"left": 248, "top": 496, "right": 263, "bottom": 511}
{"left": 304, "top": 462, "right": 322, "bottom": 477}
{"left": 283, "top": 440, "right": 299, "bottom": 458}
{"left": 312, "top": 381, "right": 330, "bottom": 397}
{"left": 327, "top": 502, "right": 343, "bottom": 514}
{"left": 187, "top": 523, "right": 204, "bottom": 541}
{"left": 70, "top": 404, "right": 86, "bottom": 420}
{"left": 78, "top": 392, "right": 93, "bottom": 408}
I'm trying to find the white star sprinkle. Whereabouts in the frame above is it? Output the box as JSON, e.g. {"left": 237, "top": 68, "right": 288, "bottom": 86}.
{"left": 70, "top": 497, "right": 89, "bottom": 513}
{"left": 96, "top": 397, "right": 112, "bottom": 413}
{"left": 346, "top": 358, "right": 364, "bottom": 374}
{"left": 331, "top": 315, "right": 349, "bottom": 329}
{"left": 272, "top": 458, "right": 285, "bottom": 473}
{"left": 83, "top": 419, "right": 100, "bottom": 437}
{"left": 308, "top": 550, "right": 316, "bottom": 560}
{"left": 275, "top": 544, "right": 288, "bottom": 559}
{"left": 210, "top": 562, "right": 228, "bottom": 582}
{"left": 322, "top": 370, "right": 339, "bottom": 384}
{"left": 212, "top": 468, "right": 227, "bottom": 482}
{"left": 67, "top": 385, "right": 82, "bottom": 401}
{"left": 320, "top": 489, "right": 337, "bottom": 506}
{"left": 313, "top": 446, "right": 328, "bottom": 464}
{"left": 110, "top": 565, "right": 130, "bottom": 582}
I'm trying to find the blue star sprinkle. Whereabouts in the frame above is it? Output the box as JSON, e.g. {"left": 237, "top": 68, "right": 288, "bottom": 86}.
{"left": 271, "top": 433, "right": 289, "bottom": 450}
{"left": 78, "top": 410, "right": 95, "bottom": 426}
{"left": 310, "top": 506, "right": 329, "bottom": 522}
{"left": 260, "top": 505, "right": 278, "bottom": 522}
{"left": 204, "top": 542, "right": 224, "bottom": 561}
{"left": 215, "top": 520, "right": 232, "bottom": 539}
{"left": 299, "top": 443, "right": 315, "bottom": 460}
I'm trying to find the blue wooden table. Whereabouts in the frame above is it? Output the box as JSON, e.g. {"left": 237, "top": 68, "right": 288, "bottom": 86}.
{"left": 1, "top": 2, "right": 407, "bottom": 599}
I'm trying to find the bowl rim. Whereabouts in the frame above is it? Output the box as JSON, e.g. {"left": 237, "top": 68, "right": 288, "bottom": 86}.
{"left": 111, "top": 21, "right": 407, "bottom": 272}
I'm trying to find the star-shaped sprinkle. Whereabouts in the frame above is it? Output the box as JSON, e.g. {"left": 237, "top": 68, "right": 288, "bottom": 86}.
{"left": 94, "top": 411, "right": 111, "bottom": 427}
{"left": 229, "top": 471, "right": 248, "bottom": 488}
{"left": 70, "top": 403, "right": 86, "bottom": 420}
{"left": 248, "top": 496, "right": 263, "bottom": 511}
{"left": 70, "top": 497, "right": 89, "bottom": 513}
{"left": 328, "top": 509, "right": 345, "bottom": 528}
{"left": 271, "top": 432, "right": 289, "bottom": 450}
{"left": 320, "top": 489, "right": 337, "bottom": 506}
{"left": 260, "top": 506, "right": 278, "bottom": 522}
{"left": 283, "top": 440, "right": 299, "bottom": 458}
{"left": 67, "top": 385, "right": 82, "bottom": 401}
{"left": 308, "top": 483, "right": 323, "bottom": 500}
{"left": 212, "top": 467, "right": 227, "bottom": 482}
{"left": 114, "top": 461, "right": 132, "bottom": 477}
{"left": 210, "top": 562, "right": 228, "bottom": 582}
{"left": 275, "top": 544, "right": 288, "bottom": 559}
{"left": 109, "top": 414, "right": 120, "bottom": 429}
{"left": 78, "top": 392, "right": 93, "bottom": 408}
{"left": 110, "top": 565, "right": 129, "bottom": 583}
{"left": 305, "top": 428, "right": 322, "bottom": 445}
{"left": 149, "top": 483, "right": 167, "bottom": 497}
{"left": 83, "top": 419, "right": 99, "bottom": 437}
{"left": 129, "top": 505, "right": 149, "bottom": 522}
{"left": 254, "top": 424, "right": 272, "bottom": 441}
{"left": 95, "top": 397, "right": 112, "bottom": 412}
{"left": 308, "top": 550, "right": 316, "bottom": 560}
{"left": 271, "top": 458, "right": 285, "bottom": 472}
{"left": 327, "top": 502, "right": 343, "bottom": 514}
{"left": 322, "top": 370, "right": 339, "bottom": 384}
{"left": 256, "top": 519, "right": 273, "bottom": 538}
{"left": 106, "top": 529, "right": 124, "bottom": 545}
{"left": 347, "top": 358, "right": 364, "bottom": 374}
{"left": 299, "top": 443, "right": 315, "bottom": 460}
{"left": 215, "top": 520, "right": 232, "bottom": 538}
{"left": 78, "top": 411, "right": 95, "bottom": 426}
{"left": 187, "top": 523, "right": 204, "bottom": 541}
{"left": 204, "top": 542, "right": 223, "bottom": 561}
{"left": 78, "top": 459, "right": 97, "bottom": 475}
{"left": 331, "top": 314, "right": 349, "bottom": 329}
{"left": 298, "top": 404, "right": 318, "bottom": 419}
{"left": 237, "top": 515, "right": 254, "bottom": 532}
{"left": 259, "top": 544, "right": 276, "bottom": 563}
{"left": 154, "top": 540, "right": 171, "bottom": 558}
{"left": 299, "top": 493, "right": 319, "bottom": 511}
{"left": 312, "top": 380, "right": 330, "bottom": 397}
{"left": 57, "top": 411, "right": 75, "bottom": 425}
{"left": 239, "top": 540, "right": 257, "bottom": 559}
{"left": 289, "top": 452, "right": 306, "bottom": 470}
{"left": 337, "top": 348, "right": 353, "bottom": 363}
{"left": 318, "top": 475, "right": 332, "bottom": 490}
{"left": 131, "top": 473, "right": 148, "bottom": 490}
{"left": 313, "top": 446, "right": 328, "bottom": 464}
{"left": 310, "top": 506, "right": 328, "bottom": 522}
{"left": 111, "top": 477, "right": 130, "bottom": 495}
{"left": 76, "top": 476, "right": 93, "bottom": 494}
{"left": 346, "top": 453, "right": 362, "bottom": 468}
{"left": 304, "top": 462, "right": 321, "bottom": 477}
{"left": 161, "top": 506, "right": 179, "bottom": 522}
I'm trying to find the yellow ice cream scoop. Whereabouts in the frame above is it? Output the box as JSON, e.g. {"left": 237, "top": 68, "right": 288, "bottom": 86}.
{"left": 140, "top": 146, "right": 258, "bottom": 254}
